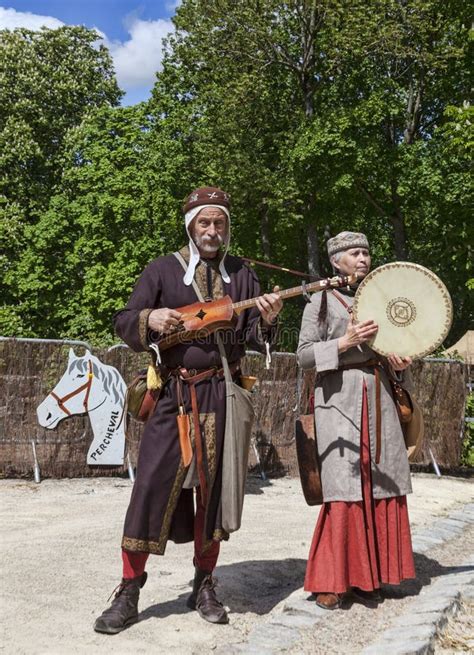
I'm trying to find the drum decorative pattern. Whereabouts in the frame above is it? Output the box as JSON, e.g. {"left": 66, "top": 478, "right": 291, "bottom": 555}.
{"left": 387, "top": 297, "right": 417, "bottom": 327}
{"left": 353, "top": 262, "right": 453, "bottom": 360}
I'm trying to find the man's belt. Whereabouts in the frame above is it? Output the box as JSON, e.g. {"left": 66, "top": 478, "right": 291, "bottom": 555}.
{"left": 177, "top": 361, "right": 241, "bottom": 384}
{"left": 171, "top": 361, "right": 241, "bottom": 505}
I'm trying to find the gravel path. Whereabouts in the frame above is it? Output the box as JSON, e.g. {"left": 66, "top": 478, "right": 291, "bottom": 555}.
{"left": 1, "top": 473, "right": 472, "bottom": 654}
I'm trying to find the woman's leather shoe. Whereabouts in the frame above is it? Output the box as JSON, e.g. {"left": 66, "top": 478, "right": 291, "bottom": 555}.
{"left": 351, "top": 587, "right": 383, "bottom": 604}
{"left": 315, "top": 592, "right": 341, "bottom": 610}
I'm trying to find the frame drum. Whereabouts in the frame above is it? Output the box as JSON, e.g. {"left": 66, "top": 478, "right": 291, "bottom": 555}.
{"left": 352, "top": 262, "right": 453, "bottom": 359}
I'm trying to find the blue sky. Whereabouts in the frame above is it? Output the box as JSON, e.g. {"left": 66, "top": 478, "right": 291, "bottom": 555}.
{"left": 0, "top": 1, "right": 180, "bottom": 104}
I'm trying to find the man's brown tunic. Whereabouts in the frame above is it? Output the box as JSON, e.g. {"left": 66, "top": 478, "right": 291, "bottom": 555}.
{"left": 114, "top": 247, "right": 274, "bottom": 555}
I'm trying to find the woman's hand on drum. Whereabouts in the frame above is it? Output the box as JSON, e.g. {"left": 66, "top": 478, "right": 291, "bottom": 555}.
{"left": 387, "top": 354, "right": 412, "bottom": 371}
{"left": 338, "top": 315, "right": 378, "bottom": 353}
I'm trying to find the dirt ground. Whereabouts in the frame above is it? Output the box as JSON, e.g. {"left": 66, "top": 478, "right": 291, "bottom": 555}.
{"left": 1, "top": 473, "right": 472, "bottom": 655}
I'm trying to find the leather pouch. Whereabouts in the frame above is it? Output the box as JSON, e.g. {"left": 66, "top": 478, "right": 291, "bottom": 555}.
{"left": 390, "top": 380, "right": 413, "bottom": 424}
{"left": 126, "top": 366, "right": 161, "bottom": 423}
{"left": 176, "top": 413, "right": 192, "bottom": 467}
{"left": 295, "top": 414, "right": 323, "bottom": 505}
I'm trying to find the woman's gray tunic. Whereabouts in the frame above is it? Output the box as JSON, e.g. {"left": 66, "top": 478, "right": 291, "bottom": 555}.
{"left": 297, "top": 290, "right": 412, "bottom": 502}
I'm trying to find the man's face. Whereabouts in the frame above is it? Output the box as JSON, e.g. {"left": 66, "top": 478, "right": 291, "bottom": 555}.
{"left": 190, "top": 207, "right": 228, "bottom": 255}
{"left": 334, "top": 247, "right": 371, "bottom": 277}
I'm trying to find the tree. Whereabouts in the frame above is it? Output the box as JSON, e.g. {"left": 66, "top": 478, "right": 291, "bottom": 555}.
{"left": 0, "top": 25, "right": 122, "bottom": 334}
{"left": 146, "top": 0, "right": 470, "bottom": 346}
{"left": 11, "top": 104, "right": 151, "bottom": 340}
{"left": 340, "top": 0, "right": 471, "bottom": 259}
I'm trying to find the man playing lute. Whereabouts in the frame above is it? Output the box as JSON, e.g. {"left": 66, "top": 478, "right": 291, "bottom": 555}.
{"left": 94, "top": 186, "right": 282, "bottom": 633}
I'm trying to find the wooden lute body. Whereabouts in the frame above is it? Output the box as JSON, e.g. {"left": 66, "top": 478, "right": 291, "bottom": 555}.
{"left": 157, "top": 273, "right": 358, "bottom": 351}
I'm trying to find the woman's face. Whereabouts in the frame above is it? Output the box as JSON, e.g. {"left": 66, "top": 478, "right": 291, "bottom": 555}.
{"left": 333, "top": 247, "right": 371, "bottom": 277}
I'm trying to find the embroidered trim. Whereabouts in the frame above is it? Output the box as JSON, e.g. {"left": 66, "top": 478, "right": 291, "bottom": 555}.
{"left": 180, "top": 245, "right": 224, "bottom": 299}
{"left": 122, "top": 535, "right": 164, "bottom": 555}
{"left": 122, "top": 422, "right": 195, "bottom": 555}
{"left": 121, "top": 456, "right": 187, "bottom": 555}
{"left": 138, "top": 308, "right": 154, "bottom": 349}
{"left": 204, "top": 413, "right": 217, "bottom": 484}
{"left": 212, "top": 528, "right": 230, "bottom": 542}
{"left": 179, "top": 245, "right": 190, "bottom": 263}
{"left": 189, "top": 412, "right": 217, "bottom": 491}
{"left": 195, "top": 261, "right": 224, "bottom": 300}
{"left": 156, "top": 457, "right": 188, "bottom": 553}
{"left": 190, "top": 412, "right": 220, "bottom": 553}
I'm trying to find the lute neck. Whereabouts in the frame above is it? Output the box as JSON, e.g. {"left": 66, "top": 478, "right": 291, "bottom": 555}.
{"left": 232, "top": 278, "right": 346, "bottom": 313}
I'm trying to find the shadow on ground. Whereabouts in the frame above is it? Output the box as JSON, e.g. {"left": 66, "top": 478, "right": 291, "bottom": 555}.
{"left": 139, "top": 557, "right": 307, "bottom": 621}
{"left": 383, "top": 553, "right": 474, "bottom": 599}
{"left": 244, "top": 474, "right": 274, "bottom": 494}
{"left": 139, "top": 553, "right": 474, "bottom": 622}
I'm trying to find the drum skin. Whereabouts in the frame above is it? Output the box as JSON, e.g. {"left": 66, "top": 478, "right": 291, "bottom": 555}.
{"left": 352, "top": 262, "right": 452, "bottom": 360}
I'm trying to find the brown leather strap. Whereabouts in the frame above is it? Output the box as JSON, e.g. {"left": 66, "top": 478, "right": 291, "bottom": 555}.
{"left": 176, "top": 360, "right": 241, "bottom": 506}
{"left": 178, "top": 361, "right": 241, "bottom": 383}
{"left": 189, "top": 383, "right": 208, "bottom": 505}
{"left": 375, "top": 366, "right": 382, "bottom": 464}
{"left": 181, "top": 368, "right": 219, "bottom": 384}
{"left": 331, "top": 289, "right": 353, "bottom": 313}
{"left": 83, "top": 361, "right": 93, "bottom": 409}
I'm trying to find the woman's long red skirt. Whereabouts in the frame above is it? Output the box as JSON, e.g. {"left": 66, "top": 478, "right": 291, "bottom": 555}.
{"left": 304, "top": 384, "right": 415, "bottom": 594}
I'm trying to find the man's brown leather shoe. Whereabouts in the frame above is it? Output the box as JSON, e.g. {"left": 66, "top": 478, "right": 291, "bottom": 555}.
{"left": 94, "top": 572, "right": 147, "bottom": 634}
{"left": 315, "top": 592, "right": 341, "bottom": 610}
{"left": 187, "top": 567, "right": 209, "bottom": 610}
{"left": 187, "top": 568, "right": 228, "bottom": 624}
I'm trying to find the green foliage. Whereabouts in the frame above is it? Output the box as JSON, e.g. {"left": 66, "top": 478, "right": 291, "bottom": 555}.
{"left": 9, "top": 103, "right": 185, "bottom": 341}
{"left": 462, "top": 393, "right": 474, "bottom": 468}
{"left": 0, "top": 25, "right": 121, "bottom": 211}
{"left": 0, "top": 26, "right": 122, "bottom": 335}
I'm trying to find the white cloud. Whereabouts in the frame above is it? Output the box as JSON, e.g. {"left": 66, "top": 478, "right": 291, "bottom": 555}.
{"left": 105, "top": 17, "right": 173, "bottom": 90}
{"left": 0, "top": 6, "right": 64, "bottom": 30}
{"left": 0, "top": 7, "right": 173, "bottom": 95}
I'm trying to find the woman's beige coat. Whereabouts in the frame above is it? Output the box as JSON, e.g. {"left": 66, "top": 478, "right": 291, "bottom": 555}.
{"left": 297, "top": 290, "right": 412, "bottom": 502}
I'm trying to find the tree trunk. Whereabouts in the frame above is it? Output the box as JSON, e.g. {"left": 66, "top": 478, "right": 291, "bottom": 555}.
{"left": 306, "top": 222, "right": 321, "bottom": 277}
{"left": 259, "top": 203, "right": 271, "bottom": 260}
{"left": 302, "top": 5, "right": 319, "bottom": 275}
{"left": 300, "top": 2, "right": 317, "bottom": 120}
{"left": 390, "top": 180, "right": 408, "bottom": 259}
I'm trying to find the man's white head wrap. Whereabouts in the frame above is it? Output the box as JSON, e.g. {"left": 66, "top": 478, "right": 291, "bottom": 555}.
{"left": 182, "top": 186, "right": 232, "bottom": 286}
{"left": 183, "top": 204, "right": 231, "bottom": 286}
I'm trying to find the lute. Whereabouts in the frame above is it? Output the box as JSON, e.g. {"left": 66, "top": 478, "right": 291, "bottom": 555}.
{"left": 156, "top": 273, "right": 358, "bottom": 351}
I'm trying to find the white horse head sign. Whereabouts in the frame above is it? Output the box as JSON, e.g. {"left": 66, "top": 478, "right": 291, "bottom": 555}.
{"left": 37, "top": 349, "right": 127, "bottom": 465}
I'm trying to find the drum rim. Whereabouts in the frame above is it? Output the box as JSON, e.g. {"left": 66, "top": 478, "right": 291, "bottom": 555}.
{"left": 352, "top": 261, "right": 453, "bottom": 360}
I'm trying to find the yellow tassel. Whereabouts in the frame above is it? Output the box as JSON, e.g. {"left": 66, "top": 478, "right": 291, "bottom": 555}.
{"left": 146, "top": 365, "right": 161, "bottom": 390}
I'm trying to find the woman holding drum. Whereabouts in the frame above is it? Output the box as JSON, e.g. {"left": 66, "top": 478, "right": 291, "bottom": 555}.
{"left": 297, "top": 232, "right": 416, "bottom": 609}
